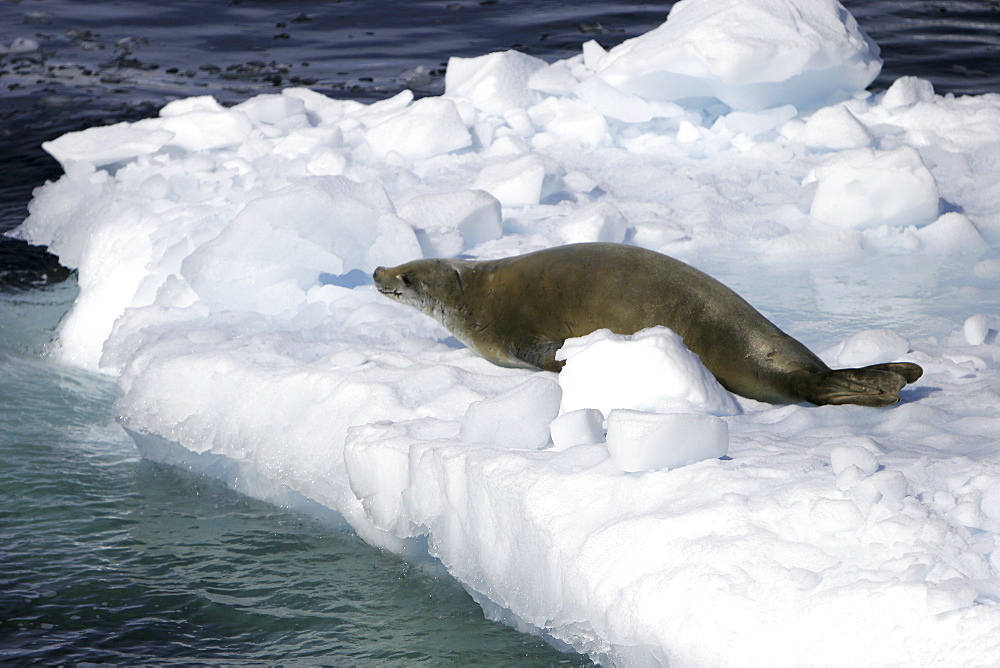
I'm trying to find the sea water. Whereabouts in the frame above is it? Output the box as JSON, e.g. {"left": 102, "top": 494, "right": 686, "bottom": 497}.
{"left": 2, "top": 0, "right": 1000, "bottom": 664}
{"left": 0, "top": 280, "right": 586, "bottom": 664}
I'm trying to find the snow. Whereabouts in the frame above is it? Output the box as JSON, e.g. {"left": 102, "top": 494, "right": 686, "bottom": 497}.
{"left": 605, "top": 410, "right": 729, "bottom": 473}
{"left": 10, "top": 0, "right": 1000, "bottom": 664}
{"left": 557, "top": 327, "right": 741, "bottom": 417}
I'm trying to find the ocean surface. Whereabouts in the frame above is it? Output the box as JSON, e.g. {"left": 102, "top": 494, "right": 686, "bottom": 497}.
{"left": 1, "top": 0, "right": 999, "bottom": 663}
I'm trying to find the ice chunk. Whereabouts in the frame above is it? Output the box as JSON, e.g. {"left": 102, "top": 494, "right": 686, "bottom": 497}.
{"left": 0, "top": 37, "right": 40, "bottom": 54}
{"left": 974, "top": 259, "right": 1000, "bottom": 280}
{"left": 604, "top": 409, "right": 729, "bottom": 472}
{"left": 459, "top": 376, "right": 562, "bottom": 449}
{"left": 798, "top": 105, "right": 873, "bottom": 150}
{"left": 870, "top": 470, "right": 909, "bottom": 507}
{"left": 881, "top": 76, "right": 936, "bottom": 109}
{"left": 557, "top": 327, "right": 741, "bottom": 416}
{"left": 234, "top": 93, "right": 307, "bottom": 126}
{"left": 42, "top": 120, "right": 174, "bottom": 167}
{"left": 366, "top": 97, "right": 472, "bottom": 160}
{"left": 836, "top": 464, "right": 870, "bottom": 492}
{"left": 809, "top": 497, "right": 864, "bottom": 534}
{"left": 398, "top": 189, "right": 503, "bottom": 256}
{"left": 849, "top": 479, "right": 883, "bottom": 517}
{"left": 549, "top": 408, "right": 605, "bottom": 451}
{"left": 181, "top": 176, "right": 420, "bottom": 312}
{"left": 830, "top": 445, "right": 879, "bottom": 477}
{"left": 445, "top": 50, "right": 547, "bottom": 117}
{"left": 806, "top": 146, "right": 939, "bottom": 229}
{"left": 824, "top": 329, "right": 911, "bottom": 367}
{"left": 535, "top": 99, "right": 610, "bottom": 147}
{"left": 981, "top": 483, "right": 1000, "bottom": 524}
{"left": 159, "top": 95, "right": 226, "bottom": 116}
{"left": 556, "top": 201, "right": 627, "bottom": 244}
{"left": 594, "top": 0, "right": 881, "bottom": 111}
{"left": 926, "top": 579, "right": 978, "bottom": 616}
{"left": 912, "top": 212, "right": 988, "bottom": 255}
{"left": 964, "top": 315, "right": 989, "bottom": 346}
{"left": 473, "top": 154, "right": 548, "bottom": 207}
{"left": 160, "top": 109, "right": 254, "bottom": 152}
{"left": 572, "top": 76, "right": 655, "bottom": 123}
{"left": 716, "top": 105, "right": 798, "bottom": 138}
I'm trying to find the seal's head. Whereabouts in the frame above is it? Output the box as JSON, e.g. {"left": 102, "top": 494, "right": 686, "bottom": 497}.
{"left": 373, "top": 259, "right": 466, "bottom": 324}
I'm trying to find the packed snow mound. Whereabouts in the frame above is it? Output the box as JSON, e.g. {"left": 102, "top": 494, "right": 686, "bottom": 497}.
{"left": 593, "top": 0, "right": 882, "bottom": 111}
{"left": 557, "top": 327, "right": 741, "bottom": 417}
{"left": 605, "top": 409, "right": 729, "bottom": 472}
{"left": 806, "top": 146, "right": 939, "bottom": 229}
{"left": 12, "top": 0, "right": 1000, "bottom": 664}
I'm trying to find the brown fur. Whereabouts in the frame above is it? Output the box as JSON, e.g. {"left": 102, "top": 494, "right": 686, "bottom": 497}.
{"left": 373, "top": 243, "right": 922, "bottom": 406}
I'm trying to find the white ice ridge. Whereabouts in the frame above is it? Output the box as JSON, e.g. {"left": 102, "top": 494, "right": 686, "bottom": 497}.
{"left": 12, "top": 0, "right": 1000, "bottom": 664}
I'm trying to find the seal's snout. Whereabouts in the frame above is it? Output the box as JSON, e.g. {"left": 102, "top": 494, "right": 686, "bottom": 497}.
{"left": 373, "top": 266, "right": 392, "bottom": 291}
{"left": 373, "top": 266, "right": 402, "bottom": 299}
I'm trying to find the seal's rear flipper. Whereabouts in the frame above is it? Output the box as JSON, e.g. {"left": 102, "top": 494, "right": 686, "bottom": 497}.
{"left": 864, "top": 361, "right": 923, "bottom": 384}
{"left": 802, "top": 362, "right": 924, "bottom": 407}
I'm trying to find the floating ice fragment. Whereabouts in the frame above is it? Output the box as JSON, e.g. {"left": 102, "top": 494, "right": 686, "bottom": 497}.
{"left": 0, "top": 37, "right": 40, "bottom": 54}
{"left": 604, "top": 409, "right": 729, "bottom": 472}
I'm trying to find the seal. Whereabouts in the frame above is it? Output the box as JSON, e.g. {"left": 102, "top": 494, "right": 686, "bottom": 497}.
{"left": 373, "top": 242, "right": 922, "bottom": 406}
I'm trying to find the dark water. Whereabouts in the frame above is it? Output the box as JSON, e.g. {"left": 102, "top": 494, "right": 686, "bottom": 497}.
{"left": 1, "top": 0, "right": 999, "bottom": 663}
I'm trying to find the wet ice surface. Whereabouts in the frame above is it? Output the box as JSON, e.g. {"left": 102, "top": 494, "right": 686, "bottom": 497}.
{"left": 6, "top": 0, "right": 1000, "bottom": 665}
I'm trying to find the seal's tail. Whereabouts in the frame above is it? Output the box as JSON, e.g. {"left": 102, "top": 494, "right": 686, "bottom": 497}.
{"left": 800, "top": 362, "right": 923, "bottom": 407}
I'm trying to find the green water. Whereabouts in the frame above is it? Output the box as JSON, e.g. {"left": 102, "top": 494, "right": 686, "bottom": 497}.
{"left": 0, "top": 283, "right": 588, "bottom": 665}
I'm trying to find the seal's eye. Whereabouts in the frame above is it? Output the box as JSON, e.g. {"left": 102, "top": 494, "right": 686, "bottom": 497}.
{"left": 401, "top": 273, "right": 413, "bottom": 287}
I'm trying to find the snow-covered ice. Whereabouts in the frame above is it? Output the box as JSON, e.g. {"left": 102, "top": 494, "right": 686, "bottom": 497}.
{"left": 11, "top": 0, "right": 1000, "bottom": 664}
{"left": 605, "top": 409, "right": 729, "bottom": 473}
{"left": 557, "top": 327, "right": 742, "bottom": 416}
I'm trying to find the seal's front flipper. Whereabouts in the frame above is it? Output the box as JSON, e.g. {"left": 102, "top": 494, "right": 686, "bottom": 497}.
{"left": 800, "top": 362, "right": 923, "bottom": 407}
{"left": 510, "top": 337, "right": 565, "bottom": 372}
